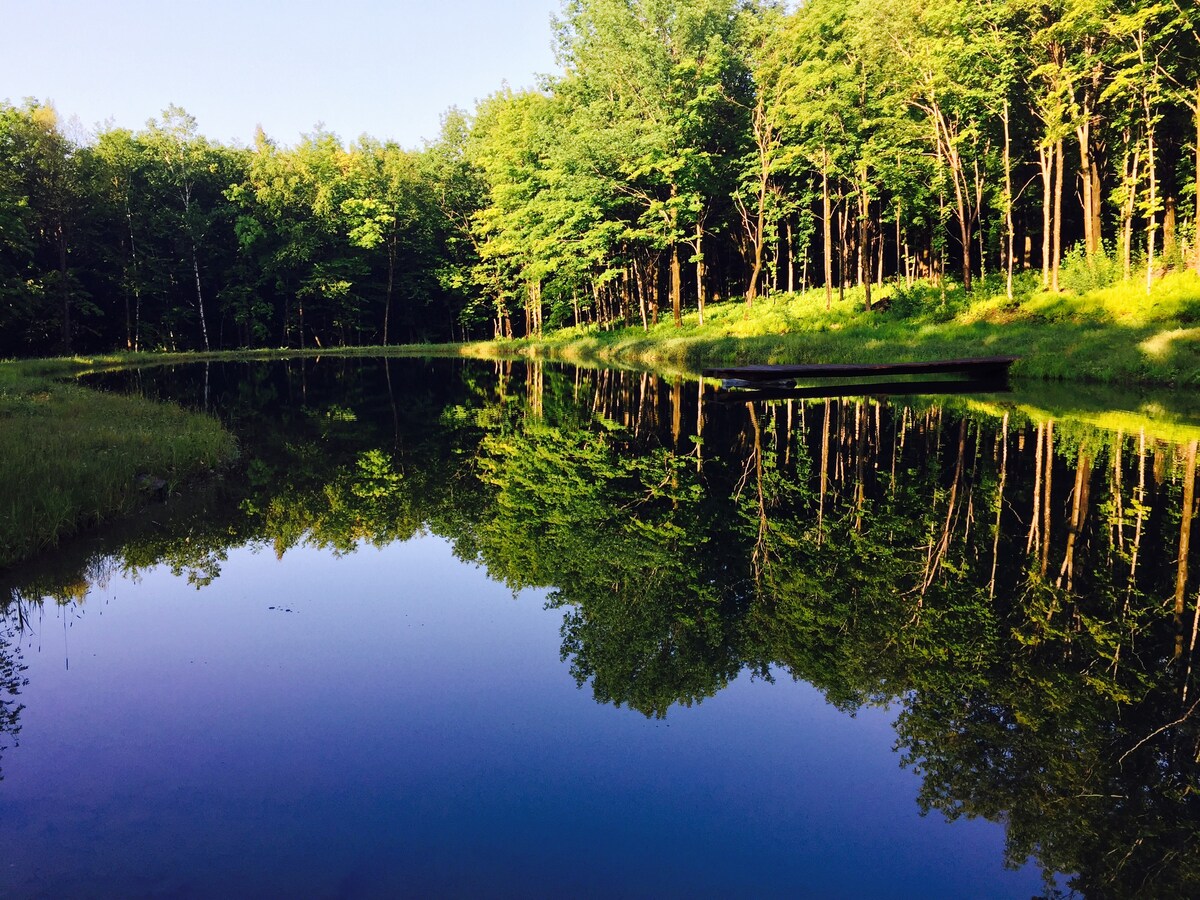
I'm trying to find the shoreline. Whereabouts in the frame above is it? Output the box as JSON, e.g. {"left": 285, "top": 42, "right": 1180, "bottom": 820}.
{"left": 4, "top": 273, "right": 1200, "bottom": 568}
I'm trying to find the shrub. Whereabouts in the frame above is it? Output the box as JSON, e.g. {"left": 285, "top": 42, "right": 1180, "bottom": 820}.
{"left": 885, "top": 280, "right": 974, "bottom": 323}
{"left": 1060, "top": 243, "right": 1121, "bottom": 294}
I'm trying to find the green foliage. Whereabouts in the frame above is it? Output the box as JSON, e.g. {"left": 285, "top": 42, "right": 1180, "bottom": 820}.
{"left": 1060, "top": 242, "right": 1122, "bottom": 294}
{"left": 1, "top": 0, "right": 1199, "bottom": 369}
{"left": 886, "top": 281, "right": 971, "bottom": 322}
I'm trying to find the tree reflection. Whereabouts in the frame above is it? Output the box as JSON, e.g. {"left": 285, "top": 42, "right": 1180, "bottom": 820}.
{"left": 0, "top": 612, "right": 28, "bottom": 782}
{"left": 4, "top": 357, "right": 1200, "bottom": 894}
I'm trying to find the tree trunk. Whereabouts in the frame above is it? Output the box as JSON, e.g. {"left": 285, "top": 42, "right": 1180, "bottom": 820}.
{"left": 990, "top": 413, "right": 1009, "bottom": 598}
{"left": 1003, "top": 101, "right": 1015, "bottom": 300}
{"left": 671, "top": 243, "right": 682, "bottom": 326}
{"left": 1078, "top": 109, "right": 1101, "bottom": 257}
{"left": 646, "top": 257, "right": 660, "bottom": 326}
{"left": 1176, "top": 441, "right": 1197, "bottom": 659}
{"left": 1090, "top": 157, "right": 1103, "bottom": 259}
{"left": 955, "top": 176, "right": 972, "bottom": 292}
{"left": 837, "top": 196, "right": 847, "bottom": 305}
{"left": 591, "top": 281, "right": 603, "bottom": 331}
{"left": 746, "top": 191, "right": 766, "bottom": 306}
{"left": 57, "top": 223, "right": 71, "bottom": 352}
{"left": 769, "top": 220, "right": 780, "bottom": 296}
{"left": 1057, "top": 448, "right": 1093, "bottom": 593}
{"left": 1121, "top": 138, "right": 1141, "bottom": 281}
{"left": 383, "top": 231, "right": 396, "bottom": 345}
{"left": 937, "top": 191, "right": 947, "bottom": 292}
{"left": 123, "top": 274, "right": 132, "bottom": 351}
{"left": 744, "top": 92, "right": 775, "bottom": 307}
{"left": 823, "top": 150, "right": 833, "bottom": 310}
{"left": 1028, "top": 421, "right": 1044, "bottom": 557}
{"left": 530, "top": 280, "right": 543, "bottom": 336}
{"left": 1039, "top": 143, "right": 1053, "bottom": 289}
{"left": 635, "top": 261, "right": 648, "bottom": 331}
{"left": 859, "top": 182, "right": 872, "bottom": 311}
{"left": 191, "top": 240, "right": 210, "bottom": 351}
{"left": 877, "top": 227, "right": 885, "bottom": 285}
{"left": 1052, "top": 139, "right": 1064, "bottom": 293}
{"left": 178, "top": 173, "right": 211, "bottom": 351}
{"left": 124, "top": 198, "right": 142, "bottom": 352}
{"left": 1076, "top": 53, "right": 1105, "bottom": 258}
{"left": 786, "top": 216, "right": 794, "bottom": 294}
{"left": 1146, "top": 113, "right": 1158, "bottom": 294}
{"left": 1126, "top": 430, "right": 1148, "bottom": 603}
{"left": 1165, "top": 196, "right": 1177, "bottom": 262}
{"left": 977, "top": 200, "right": 987, "bottom": 282}
{"left": 1194, "top": 85, "right": 1200, "bottom": 273}
{"left": 1042, "top": 421, "right": 1054, "bottom": 577}
{"left": 1080, "top": 127, "right": 1093, "bottom": 256}
{"left": 818, "top": 401, "right": 831, "bottom": 546}
{"left": 930, "top": 104, "right": 973, "bottom": 292}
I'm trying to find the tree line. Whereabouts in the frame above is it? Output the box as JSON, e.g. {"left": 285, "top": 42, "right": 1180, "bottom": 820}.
{"left": 2, "top": 0, "right": 1199, "bottom": 356}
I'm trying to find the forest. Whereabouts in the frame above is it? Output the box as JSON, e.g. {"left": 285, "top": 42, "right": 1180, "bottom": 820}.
{"left": 1, "top": 0, "right": 1199, "bottom": 357}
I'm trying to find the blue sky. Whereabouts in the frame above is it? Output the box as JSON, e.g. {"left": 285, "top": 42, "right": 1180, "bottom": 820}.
{"left": 0, "top": 0, "right": 562, "bottom": 147}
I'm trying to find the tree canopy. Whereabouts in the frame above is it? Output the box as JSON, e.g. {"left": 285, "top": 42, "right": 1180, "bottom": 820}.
{"left": 2, "top": 0, "right": 1199, "bottom": 354}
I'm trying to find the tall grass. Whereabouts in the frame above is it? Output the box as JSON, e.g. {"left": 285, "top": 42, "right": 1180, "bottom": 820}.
{"left": 0, "top": 362, "right": 237, "bottom": 568}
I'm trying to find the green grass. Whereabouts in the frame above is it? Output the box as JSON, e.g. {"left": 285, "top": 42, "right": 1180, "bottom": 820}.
{"left": 470, "top": 271, "right": 1200, "bottom": 388}
{"left": 0, "top": 359, "right": 238, "bottom": 569}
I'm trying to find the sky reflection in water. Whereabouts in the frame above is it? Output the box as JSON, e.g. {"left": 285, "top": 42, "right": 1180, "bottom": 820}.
{"left": 2, "top": 534, "right": 1043, "bottom": 897}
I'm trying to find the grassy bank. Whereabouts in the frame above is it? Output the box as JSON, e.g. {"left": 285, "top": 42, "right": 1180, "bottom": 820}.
{"left": 0, "top": 359, "right": 238, "bottom": 569}
{"left": 466, "top": 271, "right": 1200, "bottom": 387}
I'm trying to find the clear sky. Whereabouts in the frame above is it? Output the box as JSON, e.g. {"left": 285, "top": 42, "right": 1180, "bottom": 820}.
{"left": 0, "top": 0, "right": 563, "bottom": 147}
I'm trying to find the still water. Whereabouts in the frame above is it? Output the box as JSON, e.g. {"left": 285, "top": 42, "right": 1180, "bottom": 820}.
{"left": 3, "top": 357, "right": 1199, "bottom": 897}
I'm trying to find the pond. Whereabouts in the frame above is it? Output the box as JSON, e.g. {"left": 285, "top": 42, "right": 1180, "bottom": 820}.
{"left": 2, "top": 357, "right": 1199, "bottom": 897}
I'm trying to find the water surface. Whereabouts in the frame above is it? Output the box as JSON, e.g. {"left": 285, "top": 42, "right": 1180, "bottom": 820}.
{"left": 4, "top": 357, "right": 1200, "bottom": 897}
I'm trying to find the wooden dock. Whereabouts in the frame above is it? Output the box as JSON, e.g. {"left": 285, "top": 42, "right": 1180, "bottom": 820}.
{"left": 711, "top": 377, "right": 1011, "bottom": 403}
{"left": 704, "top": 356, "right": 1018, "bottom": 383}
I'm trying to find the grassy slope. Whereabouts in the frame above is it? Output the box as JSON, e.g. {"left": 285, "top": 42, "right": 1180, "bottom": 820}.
{"left": 470, "top": 272, "right": 1200, "bottom": 387}
{"left": 0, "top": 359, "right": 238, "bottom": 568}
